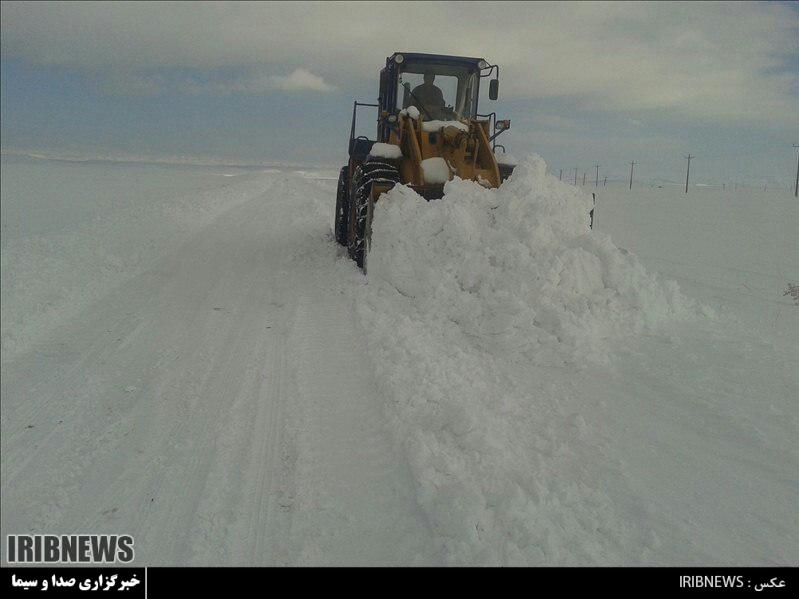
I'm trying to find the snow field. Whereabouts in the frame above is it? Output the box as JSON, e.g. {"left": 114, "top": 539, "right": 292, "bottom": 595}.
{"left": 2, "top": 155, "right": 795, "bottom": 565}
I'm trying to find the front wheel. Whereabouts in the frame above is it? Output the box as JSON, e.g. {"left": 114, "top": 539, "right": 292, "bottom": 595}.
{"left": 347, "top": 160, "right": 400, "bottom": 271}
{"left": 348, "top": 179, "right": 376, "bottom": 271}
{"left": 334, "top": 166, "right": 349, "bottom": 246}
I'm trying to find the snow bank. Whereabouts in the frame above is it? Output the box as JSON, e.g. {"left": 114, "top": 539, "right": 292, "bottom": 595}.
{"left": 356, "top": 155, "right": 696, "bottom": 564}
{"left": 369, "top": 143, "right": 403, "bottom": 160}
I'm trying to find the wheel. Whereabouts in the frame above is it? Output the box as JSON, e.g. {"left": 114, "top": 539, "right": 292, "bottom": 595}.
{"left": 334, "top": 166, "right": 349, "bottom": 246}
{"left": 347, "top": 160, "right": 401, "bottom": 271}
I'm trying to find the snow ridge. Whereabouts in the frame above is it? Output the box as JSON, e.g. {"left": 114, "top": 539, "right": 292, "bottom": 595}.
{"left": 356, "top": 155, "right": 697, "bottom": 564}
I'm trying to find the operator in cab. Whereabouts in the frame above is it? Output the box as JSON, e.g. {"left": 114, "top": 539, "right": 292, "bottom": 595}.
{"left": 408, "top": 70, "right": 445, "bottom": 120}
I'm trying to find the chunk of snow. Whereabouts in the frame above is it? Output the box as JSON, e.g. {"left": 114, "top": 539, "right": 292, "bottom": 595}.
{"left": 369, "top": 143, "right": 403, "bottom": 160}
{"left": 420, "top": 157, "right": 451, "bottom": 184}
{"left": 399, "top": 106, "right": 420, "bottom": 120}
{"left": 421, "top": 120, "right": 469, "bottom": 133}
{"left": 495, "top": 152, "right": 518, "bottom": 166}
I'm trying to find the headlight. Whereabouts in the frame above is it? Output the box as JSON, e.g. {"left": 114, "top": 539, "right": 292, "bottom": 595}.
{"left": 478, "top": 59, "right": 489, "bottom": 69}
{"left": 394, "top": 54, "right": 404, "bottom": 64}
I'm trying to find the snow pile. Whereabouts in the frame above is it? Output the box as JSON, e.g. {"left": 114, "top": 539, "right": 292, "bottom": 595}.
{"left": 421, "top": 157, "right": 451, "bottom": 184}
{"left": 366, "top": 155, "right": 692, "bottom": 365}
{"left": 356, "top": 155, "right": 696, "bottom": 564}
{"left": 369, "top": 143, "right": 403, "bottom": 160}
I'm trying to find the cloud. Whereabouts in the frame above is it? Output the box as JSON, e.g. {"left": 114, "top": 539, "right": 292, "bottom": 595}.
{"left": 269, "top": 69, "right": 334, "bottom": 92}
{"left": 176, "top": 68, "right": 335, "bottom": 95}
{"left": 96, "top": 68, "right": 334, "bottom": 96}
{"left": 2, "top": 1, "right": 797, "bottom": 123}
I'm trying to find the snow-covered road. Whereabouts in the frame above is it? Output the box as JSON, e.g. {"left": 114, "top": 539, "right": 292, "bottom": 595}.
{"left": 2, "top": 157, "right": 796, "bottom": 565}
{"left": 1, "top": 167, "right": 438, "bottom": 565}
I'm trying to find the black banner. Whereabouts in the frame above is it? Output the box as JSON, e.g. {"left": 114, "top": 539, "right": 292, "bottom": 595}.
{"left": 4, "top": 566, "right": 796, "bottom": 596}
{"left": 5, "top": 568, "right": 144, "bottom": 597}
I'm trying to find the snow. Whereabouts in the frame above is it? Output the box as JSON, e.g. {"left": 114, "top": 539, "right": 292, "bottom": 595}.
{"left": 368, "top": 142, "right": 403, "bottom": 160}
{"left": 421, "top": 120, "right": 469, "bottom": 133}
{"left": 420, "top": 157, "right": 451, "bottom": 184}
{"left": 1, "top": 155, "right": 436, "bottom": 566}
{"left": 399, "top": 106, "right": 420, "bottom": 120}
{"left": 0, "top": 159, "right": 271, "bottom": 361}
{"left": 1, "top": 154, "right": 796, "bottom": 566}
{"left": 359, "top": 156, "right": 703, "bottom": 564}
{"left": 495, "top": 152, "right": 518, "bottom": 166}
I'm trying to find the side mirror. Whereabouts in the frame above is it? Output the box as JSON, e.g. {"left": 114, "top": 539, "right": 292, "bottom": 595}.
{"left": 489, "top": 78, "right": 499, "bottom": 100}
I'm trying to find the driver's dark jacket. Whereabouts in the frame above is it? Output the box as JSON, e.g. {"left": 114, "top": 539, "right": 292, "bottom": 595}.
{"left": 410, "top": 83, "right": 445, "bottom": 118}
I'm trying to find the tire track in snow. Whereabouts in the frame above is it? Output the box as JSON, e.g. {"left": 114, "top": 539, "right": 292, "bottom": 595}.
{"left": 286, "top": 293, "right": 440, "bottom": 565}
{"left": 2, "top": 171, "right": 435, "bottom": 565}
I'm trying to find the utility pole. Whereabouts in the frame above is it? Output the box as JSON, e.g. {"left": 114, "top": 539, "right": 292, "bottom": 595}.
{"left": 629, "top": 161, "right": 636, "bottom": 190}
{"left": 603, "top": 176, "right": 607, "bottom": 187}
{"left": 582, "top": 172, "right": 586, "bottom": 186}
{"left": 559, "top": 168, "right": 563, "bottom": 181}
{"left": 684, "top": 154, "right": 693, "bottom": 194}
{"left": 574, "top": 167, "right": 578, "bottom": 186}
{"left": 594, "top": 164, "right": 600, "bottom": 187}
{"left": 793, "top": 145, "right": 799, "bottom": 198}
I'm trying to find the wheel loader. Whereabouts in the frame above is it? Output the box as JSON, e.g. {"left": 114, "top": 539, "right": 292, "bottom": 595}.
{"left": 334, "top": 52, "right": 514, "bottom": 271}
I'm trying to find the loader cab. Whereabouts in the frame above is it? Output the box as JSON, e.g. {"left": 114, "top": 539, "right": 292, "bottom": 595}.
{"left": 377, "top": 52, "right": 497, "bottom": 141}
{"left": 348, "top": 52, "right": 501, "bottom": 161}
{"left": 397, "top": 66, "right": 476, "bottom": 121}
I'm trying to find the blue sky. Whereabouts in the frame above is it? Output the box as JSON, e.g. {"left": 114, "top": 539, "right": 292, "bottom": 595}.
{"left": 2, "top": 1, "right": 798, "bottom": 184}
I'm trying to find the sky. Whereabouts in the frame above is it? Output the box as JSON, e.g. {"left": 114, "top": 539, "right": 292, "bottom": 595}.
{"left": 2, "top": 1, "right": 798, "bottom": 184}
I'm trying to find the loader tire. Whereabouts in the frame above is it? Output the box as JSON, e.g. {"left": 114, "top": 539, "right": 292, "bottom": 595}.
{"left": 347, "top": 160, "right": 400, "bottom": 271}
{"left": 334, "top": 166, "right": 349, "bottom": 246}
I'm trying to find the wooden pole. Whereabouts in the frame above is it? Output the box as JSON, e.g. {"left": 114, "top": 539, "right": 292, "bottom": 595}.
{"left": 793, "top": 145, "right": 799, "bottom": 198}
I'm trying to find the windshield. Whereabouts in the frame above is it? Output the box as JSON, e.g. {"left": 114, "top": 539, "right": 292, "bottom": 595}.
{"left": 396, "top": 62, "right": 479, "bottom": 121}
